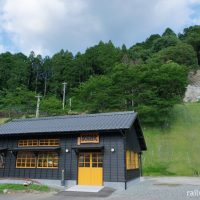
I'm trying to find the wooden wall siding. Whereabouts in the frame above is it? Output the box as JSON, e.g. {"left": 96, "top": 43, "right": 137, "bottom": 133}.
{"left": 0, "top": 135, "right": 64, "bottom": 180}
{"left": 0, "top": 132, "right": 125, "bottom": 182}
{"left": 125, "top": 124, "right": 142, "bottom": 181}
{"left": 126, "top": 169, "right": 140, "bottom": 181}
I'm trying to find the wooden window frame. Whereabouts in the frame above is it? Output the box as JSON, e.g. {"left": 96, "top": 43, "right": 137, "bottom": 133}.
{"left": 39, "top": 139, "right": 60, "bottom": 147}
{"left": 92, "top": 152, "right": 103, "bottom": 168}
{"left": 18, "top": 139, "right": 60, "bottom": 147}
{"left": 135, "top": 153, "right": 139, "bottom": 169}
{"left": 37, "top": 152, "right": 59, "bottom": 169}
{"left": 0, "top": 153, "right": 5, "bottom": 169}
{"left": 126, "top": 150, "right": 139, "bottom": 170}
{"left": 18, "top": 139, "right": 38, "bottom": 147}
{"left": 78, "top": 152, "right": 90, "bottom": 167}
{"left": 16, "top": 152, "right": 37, "bottom": 168}
{"left": 78, "top": 152, "right": 103, "bottom": 168}
{"left": 16, "top": 152, "right": 59, "bottom": 169}
{"left": 126, "top": 150, "right": 131, "bottom": 170}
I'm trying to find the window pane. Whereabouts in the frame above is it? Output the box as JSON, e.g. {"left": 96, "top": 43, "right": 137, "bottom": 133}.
{"left": 85, "top": 157, "right": 90, "bottom": 162}
{"left": 98, "top": 163, "right": 103, "bottom": 167}
{"left": 98, "top": 157, "right": 102, "bottom": 163}
{"left": 21, "top": 163, "right": 25, "bottom": 167}
{"left": 39, "top": 139, "right": 60, "bottom": 146}
{"left": 79, "top": 162, "right": 84, "bottom": 167}
{"left": 16, "top": 152, "right": 36, "bottom": 168}
{"left": 92, "top": 157, "right": 97, "bottom": 162}
{"left": 53, "top": 162, "right": 58, "bottom": 168}
{"left": 18, "top": 139, "right": 38, "bottom": 147}
{"left": 0, "top": 154, "right": 5, "bottom": 168}
{"left": 85, "top": 163, "right": 90, "bottom": 167}
{"left": 79, "top": 155, "right": 84, "bottom": 162}
{"left": 92, "top": 163, "right": 97, "bottom": 167}
{"left": 37, "top": 152, "right": 59, "bottom": 168}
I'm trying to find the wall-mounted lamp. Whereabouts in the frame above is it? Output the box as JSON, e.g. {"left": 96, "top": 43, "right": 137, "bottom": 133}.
{"left": 65, "top": 149, "right": 70, "bottom": 153}
{"left": 111, "top": 148, "right": 115, "bottom": 152}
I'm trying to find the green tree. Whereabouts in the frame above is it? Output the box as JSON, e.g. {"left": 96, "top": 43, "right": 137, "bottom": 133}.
{"left": 133, "top": 62, "right": 188, "bottom": 125}
{"left": 0, "top": 87, "right": 36, "bottom": 115}
{"left": 179, "top": 25, "right": 200, "bottom": 65}
{"left": 40, "top": 96, "right": 63, "bottom": 115}
{"left": 128, "top": 34, "right": 160, "bottom": 63}
{"left": 152, "top": 35, "right": 179, "bottom": 53}
{"left": 39, "top": 56, "right": 53, "bottom": 96}
{"left": 148, "top": 43, "right": 198, "bottom": 69}
{"left": 83, "top": 41, "right": 122, "bottom": 74}
{"left": 73, "top": 76, "right": 120, "bottom": 113}
{"left": 49, "top": 50, "right": 74, "bottom": 97}
{"left": 74, "top": 62, "right": 188, "bottom": 126}
{"left": 27, "top": 51, "right": 43, "bottom": 92}
{"left": 162, "top": 28, "right": 177, "bottom": 37}
{"left": 0, "top": 52, "right": 29, "bottom": 91}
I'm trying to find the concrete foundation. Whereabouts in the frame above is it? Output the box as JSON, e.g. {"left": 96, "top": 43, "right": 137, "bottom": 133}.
{"left": 0, "top": 178, "right": 141, "bottom": 191}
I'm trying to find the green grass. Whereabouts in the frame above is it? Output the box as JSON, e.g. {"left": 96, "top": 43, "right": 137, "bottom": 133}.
{"left": 0, "top": 118, "right": 9, "bottom": 124}
{"left": 143, "top": 103, "right": 200, "bottom": 176}
{"left": 0, "top": 183, "right": 50, "bottom": 192}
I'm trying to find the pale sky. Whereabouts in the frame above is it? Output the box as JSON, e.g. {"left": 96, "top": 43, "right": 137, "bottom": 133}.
{"left": 0, "top": 0, "right": 200, "bottom": 56}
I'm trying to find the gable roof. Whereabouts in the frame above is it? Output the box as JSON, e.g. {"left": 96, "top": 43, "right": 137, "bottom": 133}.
{"left": 0, "top": 111, "right": 146, "bottom": 150}
{"left": 0, "top": 111, "right": 137, "bottom": 134}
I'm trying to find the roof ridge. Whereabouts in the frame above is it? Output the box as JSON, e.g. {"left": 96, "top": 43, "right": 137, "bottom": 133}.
{"left": 12, "top": 111, "right": 135, "bottom": 123}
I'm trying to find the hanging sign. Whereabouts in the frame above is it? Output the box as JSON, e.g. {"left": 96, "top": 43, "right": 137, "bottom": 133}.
{"left": 78, "top": 133, "right": 99, "bottom": 144}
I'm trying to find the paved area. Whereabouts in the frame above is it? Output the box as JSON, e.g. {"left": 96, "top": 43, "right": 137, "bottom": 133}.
{"left": 59, "top": 187, "right": 115, "bottom": 198}
{"left": 0, "top": 177, "right": 200, "bottom": 200}
{"left": 65, "top": 185, "right": 104, "bottom": 192}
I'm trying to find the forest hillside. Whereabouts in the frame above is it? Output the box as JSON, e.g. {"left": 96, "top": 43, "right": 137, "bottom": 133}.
{"left": 0, "top": 25, "right": 200, "bottom": 127}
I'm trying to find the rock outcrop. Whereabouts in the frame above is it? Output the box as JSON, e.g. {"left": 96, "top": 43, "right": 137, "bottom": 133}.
{"left": 184, "top": 70, "right": 200, "bottom": 102}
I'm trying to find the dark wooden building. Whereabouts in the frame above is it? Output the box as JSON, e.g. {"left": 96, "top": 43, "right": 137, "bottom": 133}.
{"left": 0, "top": 111, "right": 146, "bottom": 189}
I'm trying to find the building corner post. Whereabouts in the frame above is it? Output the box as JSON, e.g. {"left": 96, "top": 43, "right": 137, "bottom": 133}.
{"left": 120, "top": 130, "right": 127, "bottom": 190}
{"left": 139, "top": 152, "right": 143, "bottom": 177}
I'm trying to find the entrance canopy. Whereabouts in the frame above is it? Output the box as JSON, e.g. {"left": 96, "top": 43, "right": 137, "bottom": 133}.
{"left": 11, "top": 147, "right": 61, "bottom": 152}
{"left": 72, "top": 146, "right": 104, "bottom": 153}
{"left": 0, "top": 148, "right": 8, "bottom": 152}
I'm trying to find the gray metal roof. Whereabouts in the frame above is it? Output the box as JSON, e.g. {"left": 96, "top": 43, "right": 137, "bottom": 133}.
{"left": 0, "top": 111, "right": 137, "bottom": 135}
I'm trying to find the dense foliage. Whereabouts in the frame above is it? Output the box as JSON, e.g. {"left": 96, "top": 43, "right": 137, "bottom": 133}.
{"left": 0, "top": 26, "right": 199, "bottom": 126}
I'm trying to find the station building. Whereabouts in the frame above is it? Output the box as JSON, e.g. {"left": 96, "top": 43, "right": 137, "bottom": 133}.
{"left": 0, "top": 111, "right": 147, "bottom": 189}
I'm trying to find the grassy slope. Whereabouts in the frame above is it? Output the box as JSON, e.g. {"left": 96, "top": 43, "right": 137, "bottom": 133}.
{"left": 1, "top": 104, "right": 200, "bottom": 176}
{"left": 0, "top": 118, "right": 9, "bottom": 124}
{"left": 143, "top": 103, "right": 200, "bottom": 176}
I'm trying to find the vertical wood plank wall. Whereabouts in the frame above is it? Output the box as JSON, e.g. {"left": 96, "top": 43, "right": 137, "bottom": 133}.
{"left": 0, "top": 132, "right": 127, "bottom": 183}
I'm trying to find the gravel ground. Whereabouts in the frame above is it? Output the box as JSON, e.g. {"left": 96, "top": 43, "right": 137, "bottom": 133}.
{"left": 0, "top": 177, "right": 200, "bottom": 200}
{"left": 109, "top": 177, "right": 200, "bottom": 200}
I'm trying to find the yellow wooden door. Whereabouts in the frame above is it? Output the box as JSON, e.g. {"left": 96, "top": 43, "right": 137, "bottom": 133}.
{"left": 78, "top": 152, "right": 103, "bottom": 186}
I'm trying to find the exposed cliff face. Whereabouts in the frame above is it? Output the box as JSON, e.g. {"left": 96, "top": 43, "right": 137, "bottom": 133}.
{"left": 184, "top": 70, "right": 200, "bottom": 102}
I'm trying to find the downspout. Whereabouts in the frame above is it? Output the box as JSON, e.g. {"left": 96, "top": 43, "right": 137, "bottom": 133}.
{"left": 120, "top": 130, "right": 127, "bottom": 190}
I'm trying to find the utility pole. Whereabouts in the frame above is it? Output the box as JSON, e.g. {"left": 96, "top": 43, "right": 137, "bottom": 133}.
{"left": 35, "top": 95, "right": 42, "bottom": 118}
{"left": 62, "top": 82, "right": 67, "bottom": 110}
{"left": 69, "top": 98, "right": 72, "bottom": 112}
